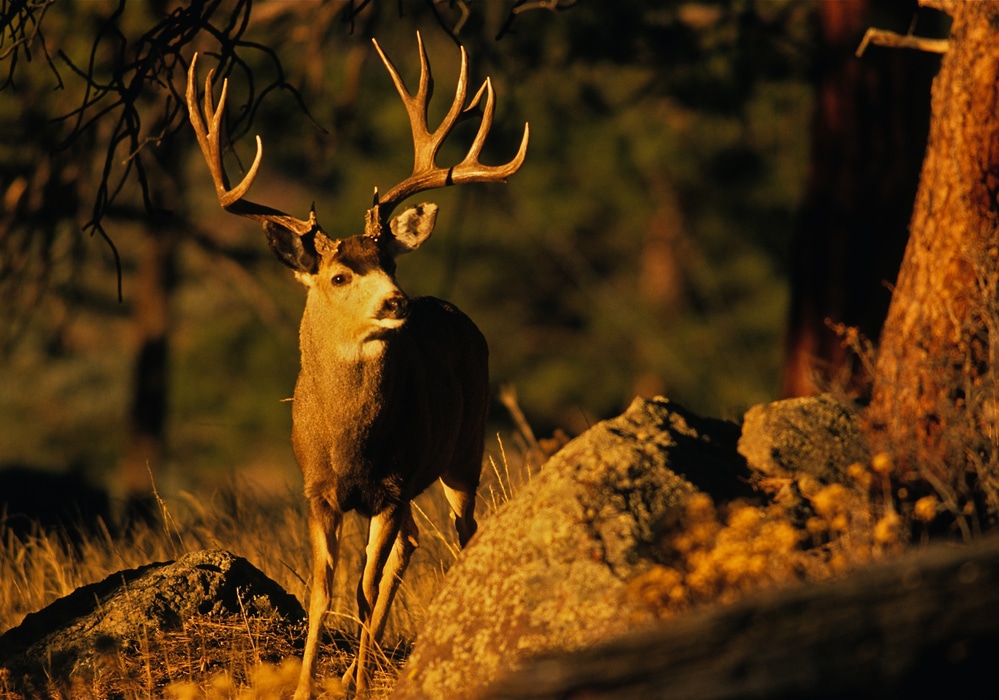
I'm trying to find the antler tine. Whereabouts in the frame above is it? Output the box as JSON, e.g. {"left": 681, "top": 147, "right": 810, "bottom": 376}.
{"left": 372, "top": 33, "right": 469, "bottom": 174}
{"left": 370, "top": 33, "right": 527, "bottom": 222}
{"left": 455, "top": 77, "right": 530, "bottom": 183}
{"left": 186, "top": 53, "right": 317, "bottom": 236}
{"left": 199, "top": 70, "right": 264, "bottom": 206}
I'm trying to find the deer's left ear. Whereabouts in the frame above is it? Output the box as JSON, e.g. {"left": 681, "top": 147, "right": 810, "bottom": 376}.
{"left": 385, "top": 203, "right": 438, "bottom": 257}
{"left": 264, "top": 221, "right": 320, "bottom": 274}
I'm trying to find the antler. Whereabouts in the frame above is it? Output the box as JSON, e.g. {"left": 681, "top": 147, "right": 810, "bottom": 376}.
{"left": 370, "top": 33, "right": 529, "bottom": 227}
{"left": 186, "top": 53, "right": 318, "bottom": 236}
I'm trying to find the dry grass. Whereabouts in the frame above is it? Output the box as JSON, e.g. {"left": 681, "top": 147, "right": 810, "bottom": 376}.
{"left": 0, "top": 424, "right": 545, "bottom": 700}
{"left": 5, "top": 383, "right": 960, "bottom": 698}
{"left": 0, "top": 404, "right": 929, "bottom": 699}
{"left": 847, "top": 240, "right": 999, "bottom": 539}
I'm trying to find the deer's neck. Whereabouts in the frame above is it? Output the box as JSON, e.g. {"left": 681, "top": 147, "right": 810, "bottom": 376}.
{"left": 293, "top": 299, "right": 399, "bottom": 443}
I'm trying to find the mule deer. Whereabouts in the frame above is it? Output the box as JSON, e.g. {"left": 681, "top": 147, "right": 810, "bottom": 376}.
{"left": 186, "top": 34, "right": 528, "bottom": 698}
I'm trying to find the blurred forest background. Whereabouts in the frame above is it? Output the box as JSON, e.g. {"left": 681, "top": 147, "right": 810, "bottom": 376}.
{"left": 0, "top": 0, "right": 947, "bottom": 508}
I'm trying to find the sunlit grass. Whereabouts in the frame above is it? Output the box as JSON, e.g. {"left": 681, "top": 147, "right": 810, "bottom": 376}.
{"left": 4, "top": 387, "right": 947, "bottom": 699}
{"left": 0, "top": 420, "right": 542, "bottom": 699}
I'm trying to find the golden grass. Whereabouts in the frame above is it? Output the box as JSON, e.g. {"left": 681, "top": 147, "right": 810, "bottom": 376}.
{"left": 834, "top": 238, "right": 999, "bottom": 540}
{"left": 1, "top": 397, "right": 944, "bottom": 698}
{"left": 0, "top": 427, "right": 544, "bottom": 700}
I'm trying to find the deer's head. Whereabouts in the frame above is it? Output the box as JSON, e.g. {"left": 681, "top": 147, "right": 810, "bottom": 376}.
{"left": 264, "top": 202, "right": 438, "bottom": 345}
{"left": 186, "top": 34, "right": 527, "bottom": 346}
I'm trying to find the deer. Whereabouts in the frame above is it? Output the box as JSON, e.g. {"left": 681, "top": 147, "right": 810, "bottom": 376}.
{"left": 186, "top": 33, "right": 528, "bottom": 699}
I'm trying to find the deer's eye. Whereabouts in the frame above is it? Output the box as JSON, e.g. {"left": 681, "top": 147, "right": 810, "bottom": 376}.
{"left": 331, "top": 272, "right": 351, "bottom": 286}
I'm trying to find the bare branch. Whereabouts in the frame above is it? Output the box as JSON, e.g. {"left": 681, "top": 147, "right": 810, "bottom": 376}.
{"left": 0, "top": 0, "right": 59, "bottom": 88}
{"left": 1, "top": 0, "right": 326, "bottom": 300}
{"left": 496, "top": 0, "right": 579, "bottom": 40}
{"left": 856, "top": 27, "right": 949, "bottom": 57}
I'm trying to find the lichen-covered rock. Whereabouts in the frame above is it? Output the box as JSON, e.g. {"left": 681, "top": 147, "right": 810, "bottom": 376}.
{"left": 0, "top": 549, "right": 303, "bottom": 690}
{"left": 483, "top": 532, "right": 999, "bottom": 699}
{"left": 738, "top": 394, "right": 870, "bottom": 485}
{"left": 392, "top": 396, "right": 751, "bottom": 700}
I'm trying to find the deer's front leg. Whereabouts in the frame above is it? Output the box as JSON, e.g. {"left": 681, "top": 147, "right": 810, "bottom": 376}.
{"left": 345, "top": 504, "right": 419, "bottom": 695}
{"left": 295, "top": 498, "right": 343, "bottom": 700}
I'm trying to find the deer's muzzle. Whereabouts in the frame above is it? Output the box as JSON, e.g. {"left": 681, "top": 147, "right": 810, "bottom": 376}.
{"left": 377, "top": 293, "right": 409, "bottom": 321}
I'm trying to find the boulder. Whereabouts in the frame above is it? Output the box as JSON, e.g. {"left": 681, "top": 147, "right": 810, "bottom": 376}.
{"left": 738, "top": 393, "right": 870, "bottom": 484}
{"left": 0, "top": 549, "right": 304, "bottom": 692}
{"left": 484, "top": 532, "right": 999, "bottom": 698}
{"left": 392, "top": 396, "right": 753, "bottom": 700}
{"left": 0, "top": 464, "right": 111, "bottom": 539}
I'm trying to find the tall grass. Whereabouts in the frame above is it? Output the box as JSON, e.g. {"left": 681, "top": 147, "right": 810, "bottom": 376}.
{"left": 0, "top": 421, "right": 545, "bottom": 699}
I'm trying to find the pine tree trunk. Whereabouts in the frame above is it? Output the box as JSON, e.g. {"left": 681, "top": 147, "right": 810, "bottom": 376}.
{"left": 782, "top": 0, "right": 934, "bottom": 398}
{"left": 865, "top": 1, "right": 999, "bottom": 517}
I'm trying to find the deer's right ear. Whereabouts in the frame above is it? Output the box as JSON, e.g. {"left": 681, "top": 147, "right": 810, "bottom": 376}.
{"left": 264, "top": 221, "right": 320, "bottom": 275}
{"left": 385, "top": 203, "right": 438, "bottom": 257}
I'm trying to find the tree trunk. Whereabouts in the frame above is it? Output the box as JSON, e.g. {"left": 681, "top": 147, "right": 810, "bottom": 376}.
{"left": 782, "top": 0, "right": 935, "bottom": 398}
{"left": 865, "top": 1, "right": 999, "bottom": 518}
{"left": 119, "top": 221, "right": 176, "bottom": 518}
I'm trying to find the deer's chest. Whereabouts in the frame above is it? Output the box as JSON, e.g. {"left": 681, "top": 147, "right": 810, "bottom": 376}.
{"left": 290, "top": 369, "right": 432, "bottom": 516}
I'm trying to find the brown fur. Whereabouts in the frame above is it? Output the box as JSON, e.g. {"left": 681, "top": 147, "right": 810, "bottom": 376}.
{"left": 294, "top": 295, "right": 487, "bottom": 516}
{"left": 285, "top": 225, "right": 487, "bottom": 699}
{"left": 186, "top": 35, "right": 524, "bottom": 696}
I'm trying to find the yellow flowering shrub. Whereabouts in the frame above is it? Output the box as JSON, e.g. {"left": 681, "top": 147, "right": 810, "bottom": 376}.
{"left": 631, "top": 454, "right": 913, "bottom": 619}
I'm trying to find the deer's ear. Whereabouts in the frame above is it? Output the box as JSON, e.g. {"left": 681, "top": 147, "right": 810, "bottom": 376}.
{"left": 385, "top": 203, "right": 438, "bottom": 257}
{"left": 264, "top": 221, "right": 319, "bottom": 274}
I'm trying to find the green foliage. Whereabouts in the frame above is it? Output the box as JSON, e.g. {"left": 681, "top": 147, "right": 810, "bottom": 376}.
{"left": 0, "top": 0, "right": 816, "bottom": 485}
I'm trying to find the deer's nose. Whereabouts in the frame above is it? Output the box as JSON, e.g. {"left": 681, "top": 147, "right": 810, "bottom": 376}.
{"left": 378, "top": 293, "right": 408, "bottom": 320}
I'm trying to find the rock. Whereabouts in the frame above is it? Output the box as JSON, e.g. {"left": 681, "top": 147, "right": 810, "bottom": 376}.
{"left": 0, "top": 465, "right": 111, "bottom": 539}
{"left": 0, "top": 549, "right": 304, "bottom": 691}
{"left": 738, "top": 393, "right": 870, "bottom": 484}
{"left": 392, "top": 396, "right": 753, "bottom": 700}
{"left": 483, "top": 532, "right": 999, "bottom": 699}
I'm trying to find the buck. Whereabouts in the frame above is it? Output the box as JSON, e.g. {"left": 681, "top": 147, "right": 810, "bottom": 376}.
{"left": 186, "top": 34, "right": 527, "bottom": 698}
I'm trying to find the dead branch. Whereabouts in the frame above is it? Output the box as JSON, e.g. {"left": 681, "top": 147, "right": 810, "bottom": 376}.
{"left": 856, "top": 27, "right": 949, "bottom": 57}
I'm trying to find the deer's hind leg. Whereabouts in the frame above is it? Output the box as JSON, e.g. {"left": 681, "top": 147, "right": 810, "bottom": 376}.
{"left": 441, "top": 473, "right": 478, "bottom": 548}
{"left": 346, "top": 504, "right": 419, "bottom": 695}
{"left": 441, "top": 412, "right": 484, "bottom": 548}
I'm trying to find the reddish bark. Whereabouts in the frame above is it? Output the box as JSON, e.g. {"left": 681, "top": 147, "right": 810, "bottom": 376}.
{"left": 865, "top": 1, "right": 999, "bottom": 514}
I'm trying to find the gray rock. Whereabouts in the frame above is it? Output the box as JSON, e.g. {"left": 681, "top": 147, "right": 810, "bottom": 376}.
{"left": 738, "top": 393, "right": 870, "bottom": 484}
{"left": 0, "top": 549, "right": 304, "bottom": 689}
{"left": 392, "top": 396, "right": 752, "bottom": 700}
{"left": 484, "top": 532, "right": 999, "bottom": 699}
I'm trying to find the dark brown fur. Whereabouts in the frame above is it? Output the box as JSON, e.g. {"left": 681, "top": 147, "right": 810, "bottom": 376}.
{"left": 186, "top": 35, "right": 524, "bottom": 696}
{"left": 294, "top": 295, "right": 487, "bottom": 517}
{"left": 280, "top": 218, "right": 487, "bottom": 699}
